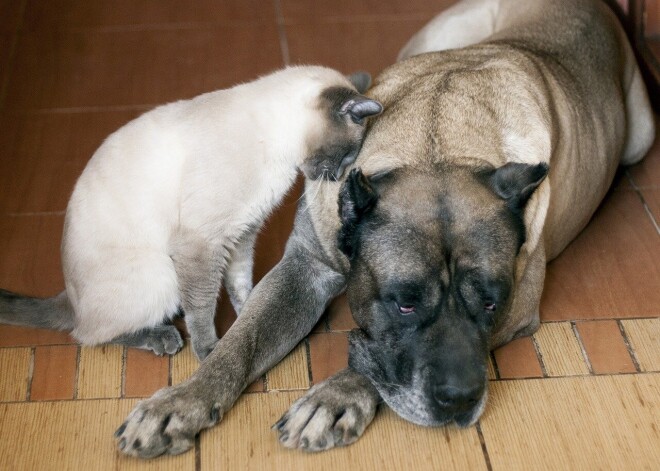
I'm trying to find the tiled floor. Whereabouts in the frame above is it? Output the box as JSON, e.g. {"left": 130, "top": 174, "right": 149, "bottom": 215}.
{"left": 0, "top": 1, "right": 659, "bottom": 470}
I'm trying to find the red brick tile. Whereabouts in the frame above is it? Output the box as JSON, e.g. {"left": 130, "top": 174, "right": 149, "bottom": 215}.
{"left": 326, "top": 295, "right": 357, "bottom": 331}
{"left": 286, "top": 18, "right": 430, "bottom": 78}
{"left": 123, "top": 348, "right": 169, "bottom": 398}
{"left": 280, "top": 0, "right": 456, "bottom": 21}
{"left": 575, "top": 320, "right": 636, "bottom": 374}
{"left": 641, "top": 188, "right": 659, "bottom": 222}
{"left": 5, "top": 26, "right": 283, "bottom": 110}
{"left": 0, "top": 110, "right": 142, "bottom": 213}
{"left": 493, "top": 337, "right": 543, "bottom": 379}
{"left": 23, "top": 0, "right": 276, "bottom": 29}
{"left": 253, "top": 178, "right": 302, "bottom": 282}
{"left": 0, "top": 0, "right": 23, "bottom": 33}
{"left": 0, "top": 215, "right": 65, "bottom": 297}
{"left": 30, "top": 345, "right": 78, "bottom": 400}
{"left": 308, "top": 332, "right": 348, "bottom": 384}
{"left": 540, "top": 190, "right": 660, "bottom": 321}
{"left": 245, "top": 377, "right": 265, "bottom": 393}
{"left": 0, "top": 325, "right": 75, "bottom": 347}
{"left": 0, "top": 34, "right": 13, "bottom": 99}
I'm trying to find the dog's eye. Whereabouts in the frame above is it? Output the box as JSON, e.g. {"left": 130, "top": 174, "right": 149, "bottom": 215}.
{"left": 397, "top": 304, "right": 416, "bottom": 315}
{"left": 484, "top": 302, "right": 496, "bottom": 313}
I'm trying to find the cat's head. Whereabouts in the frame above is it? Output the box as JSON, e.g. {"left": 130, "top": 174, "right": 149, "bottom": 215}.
{"left": 301, "top": 72, "right": 382, "bottom": 180}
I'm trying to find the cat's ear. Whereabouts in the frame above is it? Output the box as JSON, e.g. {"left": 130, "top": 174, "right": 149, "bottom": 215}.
{"left": 340, "top": 96, "right": 383, "bottom": 124}
{"left": 348, "top": 72, "right": 372, "bottom": 94}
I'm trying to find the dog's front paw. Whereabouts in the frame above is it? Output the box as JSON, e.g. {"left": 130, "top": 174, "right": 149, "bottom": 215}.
{"left": 273, "top": 368, "right": 379, "bottom": 452}
{"left": 115, "top": 384, "right": 220, "bottom": 458}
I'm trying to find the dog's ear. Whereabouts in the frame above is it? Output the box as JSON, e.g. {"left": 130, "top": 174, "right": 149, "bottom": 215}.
{"left": 347, "top": 71, "right": 372, "bottom": 94}
{"left": 338, "top": 168, "right": 379, "bottom": 259}
{"left": 487, "top": 162, "right": 549, "bottom": 211}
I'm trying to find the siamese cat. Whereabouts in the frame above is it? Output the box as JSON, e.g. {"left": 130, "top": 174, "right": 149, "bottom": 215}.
{"left": 0, "top": 66, "right": 382, "bottom": 361}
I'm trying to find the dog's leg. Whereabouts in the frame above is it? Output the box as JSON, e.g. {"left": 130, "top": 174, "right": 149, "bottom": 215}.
{"left": 114, "top": 224, "right": 346, "bottom": 458}
{"left": 398, "top": 0, "right": 499, "bottom": 60}
{"left": 274, "top": 368, "right": 380, "bottom": 452}
{"left": 224, "top": 230, "right": 258, "bottom": 315}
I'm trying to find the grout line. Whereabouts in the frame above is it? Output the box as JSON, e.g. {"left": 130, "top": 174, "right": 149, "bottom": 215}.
{"left": 17, "top": 21, "right": 282, "bottom": 34}
{"left": 273, "top": 0, "right": 291, "bottom": 66}
{"left": 626, "top": 170, "right": 660, "bottom": 235}
{"left": 0, "top": 343, "right": 78, "bottom": 350}
{"left": 3, "top": 370, "right": 660, "bottom": 405}
{"left": 530, "top": 334, "right": 548, "bottom": 378}
{"left": 121, "top": 346, "right": 127, "bottom": 398}
{"left": 617, "top": 320, "right": 642, "bottom": 373}
{"left": 195, "top": 434, "right": 201, "bottom": 471}
{"left": 167, "top": 352, "right": 172, "bottom": 387}
{"left": 0, "top": 0, "right": 28, "bottom": 112}
{"left": 279, "top": 12, "right": 436, "bottom": 26}
{"left": 3, "top": 104, "right": 153, "bottom": 115}
{"left": 304, "top": 337, "right": 314, "bottom": 386}
{"left": 25, "top": 347, "right": 35, "bottom": 401}
{"left": 476, "top": 422, "right": 493, "bottom": 471}
{"left": 571, "top": 321, "right": 594, "bottom": 375}
{"left": 73, "top": 345, "right": 81, "bottom": 400}
{"left": 489, "top": 351, "right": 501, "bottom": 380}
{"left": 4, "top": 211, "right": 66, "bottom": 217}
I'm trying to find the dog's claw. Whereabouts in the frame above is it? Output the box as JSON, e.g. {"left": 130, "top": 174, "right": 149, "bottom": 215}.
{"left": 115, "top": 385, "right": 218, "bottom": 458}
{"left": 275, "top": 370, "right": 378, "bottom": 452}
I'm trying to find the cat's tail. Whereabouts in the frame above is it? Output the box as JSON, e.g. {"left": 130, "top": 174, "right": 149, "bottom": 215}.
{"left": 0, "top": 289, "right": 75, "bottom": 331}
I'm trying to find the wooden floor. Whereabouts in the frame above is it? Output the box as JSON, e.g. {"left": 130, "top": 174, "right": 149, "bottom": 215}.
{"left": 0, "top": 1, "right": 658, "bottom": 469}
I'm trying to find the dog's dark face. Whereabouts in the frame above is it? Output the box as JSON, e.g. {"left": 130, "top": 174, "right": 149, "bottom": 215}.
{"left": 337, "top": 163, "right": 547, "bottom": 427}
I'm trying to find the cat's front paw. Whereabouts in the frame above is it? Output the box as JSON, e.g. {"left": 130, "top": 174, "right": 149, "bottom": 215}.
{"left": 115, "top": 384, "right": 220, "bottom": 458}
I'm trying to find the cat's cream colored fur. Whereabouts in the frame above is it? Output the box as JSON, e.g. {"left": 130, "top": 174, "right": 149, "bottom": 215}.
{"left": 1, "top": 66, "right": 381, "bottom": 360}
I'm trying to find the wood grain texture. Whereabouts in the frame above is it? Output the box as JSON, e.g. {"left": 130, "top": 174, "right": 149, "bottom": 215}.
{"left": 200, "top": 390, "right": 488, "bottom": 470}
{"left": 266, "top": 342, "right": 309, "bottom": 391}
{"left": 0, "top": 348, "right": 31, "bottom": 402}
{"left": 481, "top": 374, "right": 660, "bottom": 470}
{"left": 77, "top": 345, "right": 122, "bottom": 399}
{"left": 0, "top": 399, "right": 194, "bottom": 470}
{"left": 534, "top": 322, "right": 589, "bottom": 377}
{"left": 622, "top": 318, "right": 660, "bottom": 372}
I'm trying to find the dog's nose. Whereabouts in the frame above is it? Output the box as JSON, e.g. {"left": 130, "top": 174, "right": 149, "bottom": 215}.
{"left": 433, "top": 381, "right": 483, "bottom": 412}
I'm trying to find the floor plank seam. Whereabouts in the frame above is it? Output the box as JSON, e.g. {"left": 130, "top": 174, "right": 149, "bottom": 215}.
{"left": 476, "top": 422, "right": 493, "bottom": 471}
{"left": 617, "top": 320, "right": 643, "bottom": 373}
{"left": 571, "top": 321, "right": 594, "bottom": 375}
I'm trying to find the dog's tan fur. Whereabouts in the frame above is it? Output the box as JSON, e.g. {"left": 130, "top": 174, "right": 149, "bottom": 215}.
{"left": 115, "top": 0, "right": 654, "bottom": 458}
{"left": 309, "top": 0, "right": 654, "bottom": 347}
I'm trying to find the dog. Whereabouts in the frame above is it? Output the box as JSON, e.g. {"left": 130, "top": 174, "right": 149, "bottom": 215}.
{"left": 115, "top": 0, "right": 654, "bottom": 457}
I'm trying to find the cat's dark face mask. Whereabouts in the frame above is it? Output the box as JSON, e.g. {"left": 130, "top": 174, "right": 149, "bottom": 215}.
{"left": 301, "top": 74, "right": 382, "bottom": 181}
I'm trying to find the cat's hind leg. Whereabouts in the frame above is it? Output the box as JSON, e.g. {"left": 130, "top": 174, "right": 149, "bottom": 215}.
{"left": 170, "top": 229, "right": 226, "bottom": 361}
{"left": 111, "top": 324, "right": 183, "bottom": 355}
{"left": 225, "top": 230, "right": 258, "bottom": 315}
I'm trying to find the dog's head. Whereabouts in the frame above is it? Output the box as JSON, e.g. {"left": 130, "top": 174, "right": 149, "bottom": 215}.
{"left": 337, "top": 162, "right": 547, "bottom": 427}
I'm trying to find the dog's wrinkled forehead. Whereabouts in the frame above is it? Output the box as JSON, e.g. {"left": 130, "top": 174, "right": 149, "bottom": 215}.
{"left": 373, "top": 168, "right": 517, "bottom": 248}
